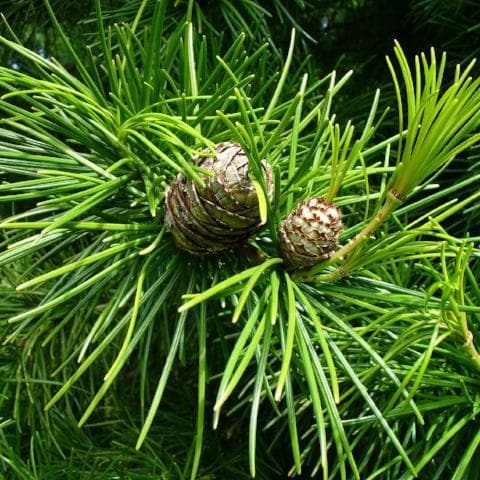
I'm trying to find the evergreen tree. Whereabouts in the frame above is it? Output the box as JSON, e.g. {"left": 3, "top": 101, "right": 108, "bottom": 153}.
{"left": 1, "top": 1, "right": 480, "bottom": 478}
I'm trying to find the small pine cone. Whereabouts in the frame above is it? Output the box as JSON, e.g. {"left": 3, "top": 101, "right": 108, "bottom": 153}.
{"left": 165, "top": 142, "right": 273, "bottom": 254}
{"left": 279, "top": 197, "right": 343, "bottom": 268}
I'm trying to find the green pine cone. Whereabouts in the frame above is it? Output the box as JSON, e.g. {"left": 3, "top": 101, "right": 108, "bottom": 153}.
{"left": 165, "top": 142, "right": 273, "bottom": 254}
{"left": 279, "top": 197, "right": 343, "bottom": 268}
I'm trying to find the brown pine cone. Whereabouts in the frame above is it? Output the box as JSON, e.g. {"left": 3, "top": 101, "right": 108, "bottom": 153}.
{"left": 279, "top": 197, "right": 343, "bottom": 268}
{"left": 165, "top": 142, "right": 273, "bottom": 254}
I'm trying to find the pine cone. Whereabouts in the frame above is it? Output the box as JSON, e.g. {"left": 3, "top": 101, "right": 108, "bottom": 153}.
{"left": 165, "top": 142, "right": 273, "bottom": 254}
{"left": 279, "top": 197, "right": 343, "bottom": 268}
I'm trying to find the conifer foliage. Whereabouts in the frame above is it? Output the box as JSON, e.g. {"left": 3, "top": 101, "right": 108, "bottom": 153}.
{"left": 1, "top": 1, "right": 480, "bottom": 479}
